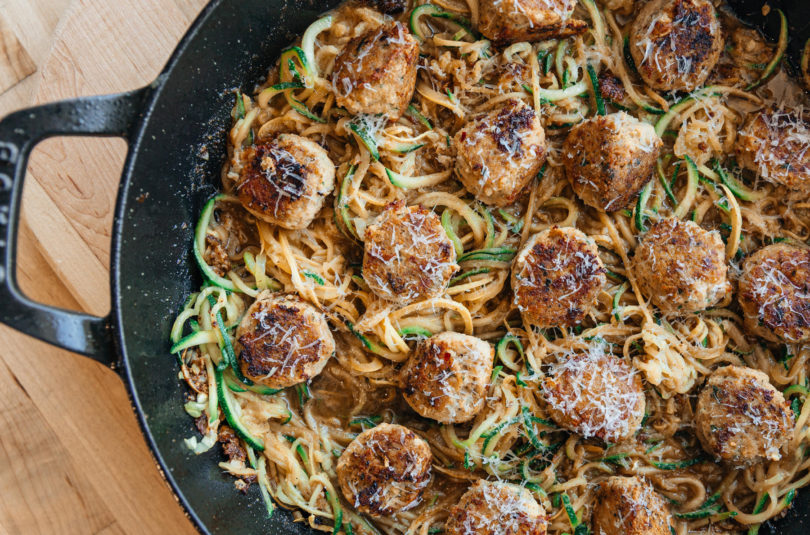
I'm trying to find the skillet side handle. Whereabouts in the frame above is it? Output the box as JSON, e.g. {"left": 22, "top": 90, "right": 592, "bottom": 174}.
{"left": 0, "top": 87, "right": 151, "bottom": 367}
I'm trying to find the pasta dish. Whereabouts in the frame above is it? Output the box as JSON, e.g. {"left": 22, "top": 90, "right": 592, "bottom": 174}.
{"left": 170, "top": 0, "right": 810, "bottom": 532}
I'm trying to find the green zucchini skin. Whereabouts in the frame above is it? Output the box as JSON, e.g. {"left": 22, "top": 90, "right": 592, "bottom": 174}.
{"left": 746, "top": 9, "right": 788, "bottom": 91}
{"left": 194, "top": 194, "right": 239, "bottom": 292}
{"left": 214, "top": 364, "right": 266, "bottom": 451}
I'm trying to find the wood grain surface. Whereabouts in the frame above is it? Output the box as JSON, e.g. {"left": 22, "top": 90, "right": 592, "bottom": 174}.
{"left": 0, "top": 0, "right": 206, "bottom": 533}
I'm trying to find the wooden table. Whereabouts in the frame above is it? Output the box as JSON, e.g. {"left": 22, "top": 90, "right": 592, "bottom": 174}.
{"left": 0, "top": 1, "right": 205, "bottom": 532}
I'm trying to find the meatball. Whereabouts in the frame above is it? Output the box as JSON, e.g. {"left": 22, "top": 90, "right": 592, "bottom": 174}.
{"left": 236, "top": 134, "right": 335, "bottom": 230}
{"left": 445, "top": 480, "right": 548, "bottom": 535}
{"left": 738, "top": 244, "right": 810, "bottom": 343}
{"left": 633, "top": 218, "right": 730, "bottom": 314}
{"left": 332, "top": 21, "right": 419, "bottom": 120}
{"left": 511, "top": 227, "right": 606, "bottom": 327}
{"left": 235, "top": 291, "right": 335, "bottom": 389}
{"left": 401, "top": 332, "right": 494, "bottom": 424}
{"left": 592, "top": 477, "right": 673, "bottom": 535}
{"left": 478, "top": 0, "right": 587, "bottom": 44}
{"left": 454, "top": 99, "right": 547, "bottom": 207}
{"left": 629, "top": 0, "right": 723, "bottom": 91}
{"left": 695, "top": 365, "right": 792, "bottom": 463}
{"left": 735, "top": 107, "right": 810, "bottom": 195}
{"left": 542, "top": 346, "right": 645, "bottom": 443}
{"left": 336, "top": 423, "right": 432, "bottom": 516}
{"left": 363, "top": 201, "right": 458, "bottom": 304}
{"left": 562, "top": 112, "right": 661, "bottom": 212}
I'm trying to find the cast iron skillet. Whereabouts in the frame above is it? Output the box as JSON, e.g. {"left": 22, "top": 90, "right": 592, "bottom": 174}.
{"left": 0, "top": 0, "right": 807, "bottom": 533}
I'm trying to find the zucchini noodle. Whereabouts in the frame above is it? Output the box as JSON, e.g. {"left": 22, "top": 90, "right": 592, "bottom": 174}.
{"left": 170, "top": 1, "right": 810, "bottom": 534}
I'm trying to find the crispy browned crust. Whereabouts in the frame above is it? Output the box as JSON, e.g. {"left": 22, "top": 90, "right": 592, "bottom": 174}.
{"left": 235, "top": 134, "right": 335, "bottom": 230}
{"left": 336, "top": 423, "right": 432, "bottom": 516}
{"left": 598, "top": 70, "right": 626, "bottom": 102}
{"left": 332, "top": 22, "right": 419, "bottom": 119}
{"left": 738, "top": 244, "right": 810, "bottom": 343}
{"left": 363, "top": 201, "right": 457, "bottom": 304}
{"left": 512, "top": 227, "right": 606, "bottom": 327}
{"left": 454, "top": 99, "right": 546, "bottom": 207}
{"left": 633, "top": 218, "right": 729, "bottom": 314}
{"left": 542, "top": 352, "right": 645, "bottom": 443}
{"left": 695, "top": 366, "right": 792, "bottom": 463}
{"left": 478, "top": 0, "right": 587, "bottom": 45}
{"left": 237, "top": 142, "right": 307, "bottom": 222}
{"left": 235, "top": 292, "right": 335, "bottom": 388}
{"left": 592, "top": 477, "right": 672, "bottom": 535}
{"left": 735, "top": 107, "right": 810, "bottom": 194}
{"left": 401, "top": 333, "right": 493, "bottom": 424}
{"left": 562, "top": 114, "right": 661, "bottom": 211}
{"left": 445, "top": 480, "right": 548, "bottom": 535}
{"left": 629, "top": 0, "right": 723, "bottom": 91}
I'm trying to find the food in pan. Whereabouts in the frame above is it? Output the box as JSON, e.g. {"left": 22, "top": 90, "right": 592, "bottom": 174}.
{"left": 170, "top": 0, "right": 810, "bottom": 533}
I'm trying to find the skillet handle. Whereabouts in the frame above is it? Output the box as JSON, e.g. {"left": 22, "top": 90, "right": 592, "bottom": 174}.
{"left": 0, "top": 87, "right": 151, "bottom": 367}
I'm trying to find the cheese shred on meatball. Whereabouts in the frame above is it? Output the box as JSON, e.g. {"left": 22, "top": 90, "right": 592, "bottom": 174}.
{"left": 592, "top": 476, "right": 673, "bottom": 535}
{"left": 695, "top": 366, "right": 792, "bottom": 463}
{"left": 633, "top": 218, "right": 730, "bottom": 314}
{"left": 512, "top": 227, "right": 606, "bottom": 326}
{"left": 401, "top": 332, "right": 493, "bottom": 424}
{"left": 337, "top": 423, "right": 432, "bottom": 516}
{"left": 738, "top": 244, "right": 810, "bottom": 343}
{"left": 736, "top": 106, "right": 810, "bottom": 196}
{"left": 235, "top": 291, "right": 335, "bottom": 388}
{"left": 629, "top": 0, "right": 723, "bottom": 91}
{"left": 363, "top": 201, "right": 458, "bottom": 305}
{"left": 236, "top": 134, "right": 335, "bottom": 229}
{"left": 445, "top": 480, "right": 548, "bottom": 535}
{"left": 562, "top": 112, "right": 661, "bottom": 212}
{"left": 542, "top": 343, "right": 646, "bottom": 444}
{"left": 454, "top": 99, "right": 547, "bottom": 207}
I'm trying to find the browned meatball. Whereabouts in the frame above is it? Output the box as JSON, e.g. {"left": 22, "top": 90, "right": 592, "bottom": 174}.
{"left": 478, "top": 0, "right": 587, "bottom": 44}
{"left": 629, "top": 0, "right": 723, "bottom": 91}
{"left": 363, "top": 201, "right": 458, "bottom": 305}
{"left": 236, "top": 134, "right": 335, "bottom": 229}
{"left": 736, "top": 107, "right": 810, "bottom": 195}
{"left": 592, "top": 477, "right": 673, "bottom": 535}
{"left": 454, "top": 99, "right": 547, "bottom": 207}
{"left": 542, "top": 346, "right": 645, "bottom": 443}
{"left": 562, "top": 112, "right": 661, "bottom": 211}
{"left": 445, "top": 480, "right": 548, "bottom": 535}
{"left": 332, "top": 21, "right": 419, "bottom": 120}
{"left": 336, "top": 423, "right": 432, "bottom": 516}
{"left": 401, "top": 332, "right": 493, "bottom": 424}
{"left": 511, "top": 227, "right": 606, "bottom": 327}
{"left": 738, "top": 244, "right": 810, "bottom": 343}
{"left": 695, "top": 366, "right": 792, "bottom": 463}
{"left": 235, "top": 291, "right": 335, "bottom": 389}
{"left": 633, "top": 218, "right": 730, "bottom": 314}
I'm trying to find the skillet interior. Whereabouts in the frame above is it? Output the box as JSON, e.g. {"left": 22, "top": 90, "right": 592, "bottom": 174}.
{"left": 111, "top": 0, "right": 809, "bottom": 532}
{"left": 113, "top": 0, "right": 340, "bottom": 532}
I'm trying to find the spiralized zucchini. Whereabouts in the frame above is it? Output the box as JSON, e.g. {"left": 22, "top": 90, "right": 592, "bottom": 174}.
{"left": 171, "top": 1, "right": 810, "bottom": 534}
